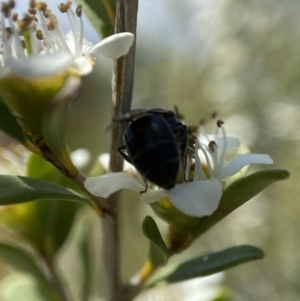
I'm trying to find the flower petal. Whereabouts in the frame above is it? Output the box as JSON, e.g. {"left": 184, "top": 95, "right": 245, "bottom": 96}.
{"left": 140, "top": 189, "right": 167, "bottom": 204}
{"left": 6, "top": 53, "right": 73, "bottom": 77}
{"left": 87, "top": 32, "right": 135, "bottom": 59}
{"left": 220, "top": 153, "right": 273, "bottom": 179}
{"left": 64, "top": 30, "right": 93, "bottom": 55}
{"left": 99, "top": 153, "right": 110, "bottom": 171}
{"left": 165, "top": 179, "right": 223, "bottom": 217}
{"left": 84, "top": 172, "right": 144, "bottom": 198}
{"left": 216, "top": 135, "right": 240, "bottom": 150}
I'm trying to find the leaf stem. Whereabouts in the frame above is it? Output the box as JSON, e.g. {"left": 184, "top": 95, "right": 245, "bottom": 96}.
{"left": 44, "top": 256, "right": 69, "bottom": 301}
{"left": 34, "top": 140, "right": 108, "bottom": 214}
{"left": 122, "top": 261, "right": 153, "bottom": 301}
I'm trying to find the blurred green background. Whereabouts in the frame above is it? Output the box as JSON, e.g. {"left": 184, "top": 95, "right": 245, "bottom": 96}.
{"left": 0, "top": 0, "right": 299, "bottom": 300}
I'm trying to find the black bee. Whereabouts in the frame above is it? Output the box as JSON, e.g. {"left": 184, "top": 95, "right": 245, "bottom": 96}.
{"left": 111, "top": 108, "right": 188, "bottom": 190}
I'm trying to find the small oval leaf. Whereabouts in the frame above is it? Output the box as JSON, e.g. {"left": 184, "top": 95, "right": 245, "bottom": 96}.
{"left": 0, "top": 175, "right": 91, "bottom": 205}
{"left": 142, "top": 216, "right": 169, "bottom": 267}
{"left": 146, "top": 245, "right": 263, "bottom": 288}
{"left": 193, "top": 169, "right": 289, "bottom": 239}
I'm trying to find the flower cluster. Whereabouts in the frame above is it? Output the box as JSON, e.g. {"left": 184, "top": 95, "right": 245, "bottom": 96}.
{"left": 0, "top": 0, "right": 135, "bottom": 175}
{"left": 0, "top": 0, "right": 134, "bottom": 78}
{"left": 85, "top": 119, "right": 273, "bottom": 218}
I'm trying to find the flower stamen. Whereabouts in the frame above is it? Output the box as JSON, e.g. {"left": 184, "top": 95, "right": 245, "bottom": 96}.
{"left": 76, "top": 5, "right": 84, "bottom": 57}
{"left": 67, "top": 7, "right": 81, "bottom": 57}
{"left": 184, "top": 154, "right": 190, "bottom": 181}
{"left": 0, "top": 0, "right": 134, "bottom": 77}
{"left": 215, "top": 120, "right": 227, "bottom": 177}
{"left": 196, "top": 140, "right": 213, "bottom": 180}
{"left": 56, "top": 2, "right": 83, "bottom": 58}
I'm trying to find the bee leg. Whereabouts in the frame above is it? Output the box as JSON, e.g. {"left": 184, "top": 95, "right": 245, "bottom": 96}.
{"left": 182, "top": 155, "right": 188, "bottom": 182}
{"left": 112, "top": 109, "right": 149, "bottom": 123}
{"left": 140, "top": 178, "right": 148, "bottom": 194}
{"left": 117, "top": 145, "right": 148, "bottom": 193}
{"left": 117, "top": 145, "right": 132, "bottom": 164}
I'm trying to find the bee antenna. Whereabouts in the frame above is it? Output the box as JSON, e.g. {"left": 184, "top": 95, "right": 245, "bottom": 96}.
{"left": 174, "top": 105, "right": 184, "bottom": 120}
{"left": 104, "top": 121, "right": 117, "bottom": 132}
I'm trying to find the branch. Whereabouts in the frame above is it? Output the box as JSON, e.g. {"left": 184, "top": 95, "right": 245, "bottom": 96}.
{"left": 101, "top": 1, "right": 139, "bottom": 301}
{"left": 44, "top": 256, "right": 70, "bottom": 301}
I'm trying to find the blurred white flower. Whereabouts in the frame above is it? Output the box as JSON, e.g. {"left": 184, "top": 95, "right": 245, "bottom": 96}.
{"left": 70, "top": 148, "right": 90, "bottom": 169}
{"left": 85, "top": 120, "right": 273, "bottom": 217}
{"left": 86, "top": 273, "right": 226, "bottom": 301}
{"left": 99, "top": 153, "right": 134, "bottom": 173}
{"left": 134, "top": 273, "right": 225, "bottom": 301}
{"left": 0, "top": 144, "right": 28, "bottom": 175}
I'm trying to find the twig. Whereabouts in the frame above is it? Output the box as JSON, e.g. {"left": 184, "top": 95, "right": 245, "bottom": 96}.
{"left": 36, "top": 142, "right": 108, "bottom": 214}
{"left": 44, "top": 256, "right": 69, "bottom": 301}
{"left": 101, "top": 0, "right": 139, "bottom": 300}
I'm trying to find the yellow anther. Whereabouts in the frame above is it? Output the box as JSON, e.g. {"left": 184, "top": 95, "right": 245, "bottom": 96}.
{"left": 199, "top": 118, "right": 205, "bottom": 125}
{"left": 216, "top": 119, "right": 224, "bottom": 127}
{"left": 36, "top": 29, "right": 44, "bottom": 40}
{"left": 28, "top": 7, "right": 37, "bottom": 15}
{"left": 5, "top": 27, "right": 13, "bottom": 39}
{"left": 208, "top": 141, "right": 217, "bottom": 152}
{"left": 31, "top": 15, "right": 38, "bottom": 22}
{"left": 76, "top": 4, "right": 82, "bottom": 17}
{"left": 1, "top": 2, "right": 11, "bottom": 18}
{"left": 11, "top": 12, "right": 18, "bottom": 22}
{"left": 17, "top": 14, "right": 32, "bottom": 33}
{"left": 9, "top": 0, "right": 15, "bottom": 9}
{"left": 211, "top": 112, "right": 217, "bottom": 119}
{"left": 46, "top": 18, "right": 55, "bottom": 30}
{"left": 29, "top": 0, "right": 36, "bottom": 9}
{"left": 43, "top": 9, "right": 49, "bottom": 18}
{"left": 36, "top": 2, "right": 47, "bottom": 12}
{"left": 57, "top": 1, "right": 72, "bottom": 13}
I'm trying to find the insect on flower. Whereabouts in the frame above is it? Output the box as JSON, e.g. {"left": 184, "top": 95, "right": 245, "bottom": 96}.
{"left": 110, "top": 108, "right": 188, "bottom": 191}
{"left": 86, "top": 113, "right": 274, "bottom": 217}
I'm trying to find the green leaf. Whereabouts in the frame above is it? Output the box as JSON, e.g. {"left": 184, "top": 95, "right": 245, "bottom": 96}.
{"left": 76, "top": 0, "right": 115, "bottom": 38}
{"left": 146, "top": 245, "right": 263, "bottom": 288}
{"left": 0, "top": 97, "right": 27, "bottom": 144}
{"left": 37, "top": 200, "right": 83, "bottom": 258}
{"left": 27, "top": 153, "right": 79, "bottom": 192}
{"left": 142, "top": 216, "right": 169, "bottom": 267}
{"left": 0, "top": 243, "right": 59, "bottom": 301}
{"left": 25, "top": 153, "right": 84, "bottom": 257}
{"left": 193, "top": 169, "right": 289, "bottom": 239}
{"left": 0, "top": 175, "right": 90, "bottom": 205}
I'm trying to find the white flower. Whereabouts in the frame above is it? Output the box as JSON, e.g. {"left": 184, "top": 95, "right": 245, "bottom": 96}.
{"left": 134, "top": 273, "right": 225, "bottom": 301}
{"left": 85, "top": 120, "right": 273, "bottom": 218}
{"left": 0, "top": 1, "right": 134, "bottom": 78}
{"left": 198, "top": 120, "right": 273, "bottom": 180}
